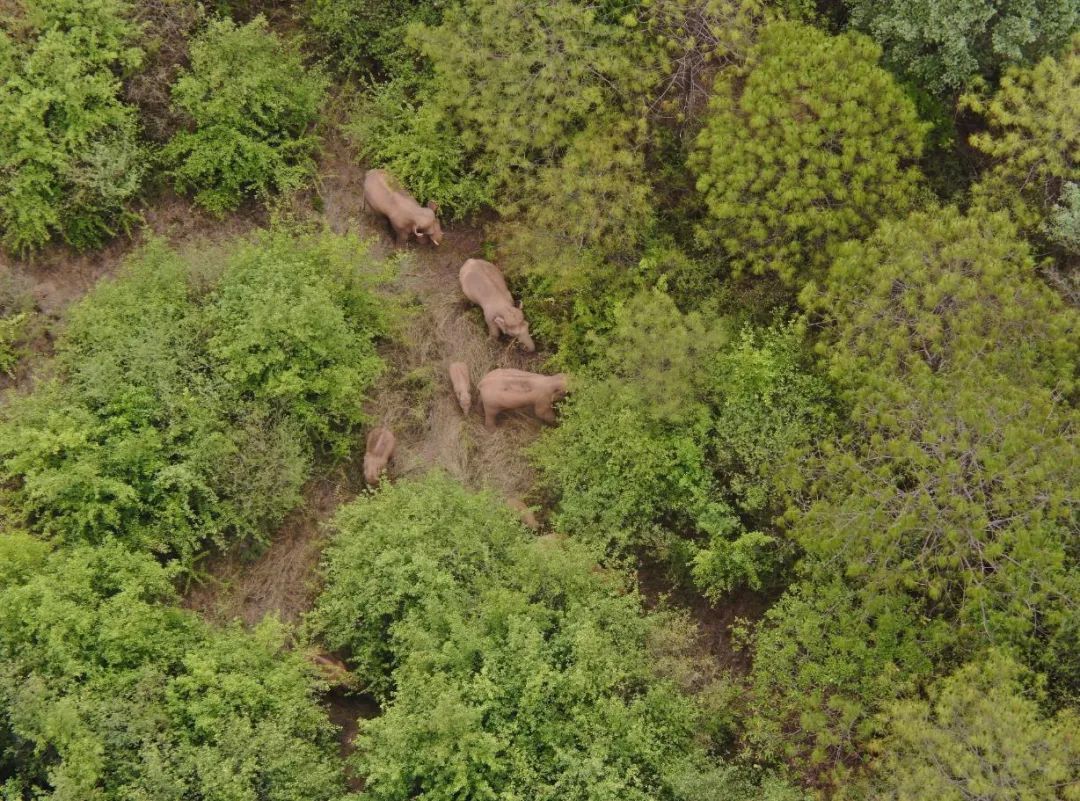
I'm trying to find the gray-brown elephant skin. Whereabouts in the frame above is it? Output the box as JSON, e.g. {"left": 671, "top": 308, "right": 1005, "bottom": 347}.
{"left": 478, "top": 368, "right": 567, "bottom": 430}
{"left": 506, "top": 497, "right": 540, "bottom": 530}
{"left": 363, "top": 169, "right": 443, "bottom": 246}
{"left": 448, "top": 361, "right": 471, "bottom": 415}
{"left": 459, "top": 259, "right": 535, "bottom": 351}
{"left": 363, "top": 427, "right": 396, "bottom": 485}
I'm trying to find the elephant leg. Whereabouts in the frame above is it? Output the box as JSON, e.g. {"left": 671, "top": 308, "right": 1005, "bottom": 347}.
{"left": 395, "top": 227, "right": 410, "bottom": 246}
{"left": 484, "top": 406, "right": 500, "bottom": 431}
{"left": 486, "top": 317, "right": 500, "bottom": 339}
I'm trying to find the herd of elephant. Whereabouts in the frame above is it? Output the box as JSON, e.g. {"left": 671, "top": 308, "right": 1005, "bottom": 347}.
{"left": 360, "top": 169, "right": 569, "bottom": 510}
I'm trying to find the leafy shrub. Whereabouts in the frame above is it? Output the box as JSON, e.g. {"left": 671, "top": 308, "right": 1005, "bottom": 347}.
{"left": 531, "top": 291, "right": 834, "bottom": 598}
{"left": 344, "top": 77, "right": 495, "bottom": 219}
{"left": 310, "top": 474, "right": 783, "bottom": 801}
{"left": 0, "top": 228, "right": 390, "bottom": 562}
{"left": 0, "top": 0, "right": 146, "bottom": 254}
{"left": 847, "top": 0, "right": 1079, "bottom": 95}
{"left": 0, "top": 535, "right": 348, "bottom": 801}
{"left": 964, "top": 36, "right": 1080, "bottom": 230}
{"left": 163, "top": 16, "right": 328, "bottom": 215}
{"left": 747, "top": 579, "right": 940, "bottom": 789}
{"left": 308, "top": 0, "right": 442, "bottom": 74}
{"left": 877, "top": 650, "right": 1080, "bottom": 801}
{"left": 691, "top": 20, "right": 927, "bottom": 285}
{"left": 0, "top": 268, "right": 40, "bottom": 377}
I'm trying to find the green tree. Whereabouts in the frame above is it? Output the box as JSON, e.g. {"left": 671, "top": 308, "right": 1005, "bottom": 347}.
{"left": 847, "top": 0, "right": 1079, "bottom": 95}
{"left": 691, "top": 20, "right": 927, "bottom": 285}
{"left": 794, "top": 205, "right": 1078, "bottom": 679}
{"left": 0, "top": 0, "right": 146, "bottom": 254}
{"left": 747, "top": 579, "right": 940, "bottom": 789}
{"left": 0, "top": 229, "right": 390, "bottom": 562}
{"left": 878, "top": 651, "right": 1080, "bottom": 801}
{"left": 0, "top": 535, "right": 348, "bottom": 801}
{"left": 163, "top": 16, "right": 327, "bottom": 215}
{"left": 964, "top": 36, "right": 1080, "bottom": 230}
{"left": 531, "top": 291, "right": 834, "bottom": 598}
{"left": 310, "top": 474, "right": 792, "bottom": 801}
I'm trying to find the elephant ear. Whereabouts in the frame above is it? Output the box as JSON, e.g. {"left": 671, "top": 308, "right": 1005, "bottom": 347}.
{"left": 493, "top": 315, "right": 505, "bottom": 327}
{"left": 426, "top": 200, "right": 440, "bottom": 213}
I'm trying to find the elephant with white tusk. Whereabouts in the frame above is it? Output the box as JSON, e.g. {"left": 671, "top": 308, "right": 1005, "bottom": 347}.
{"left": 459, "top": 258, "right": 535, "bottom": 352}
{"left": 363, "top": 169, "right": 443, "bottom": 247}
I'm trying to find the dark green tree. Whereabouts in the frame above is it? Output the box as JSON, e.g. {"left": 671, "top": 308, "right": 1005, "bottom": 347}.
{"left": 847, "top": 0, "right": 1079, "bottom": 95}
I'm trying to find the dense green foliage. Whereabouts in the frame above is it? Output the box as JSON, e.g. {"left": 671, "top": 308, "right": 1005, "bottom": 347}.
{"left": 0, "top": 0, "right": 146, "bottom": 254}
{"left": 964, "top": 36, "right": 1080, "bottom": 230}
{"left": 2, "top": 2, "right": 1078, "bottom": 800}
{"left": 691, "top": 20, "right": 927, "bottom": 284}
{"left": 746, "top": 205, "right": 1079, "bottom": 789}
{"left": 531, "top": 291, "right": 834, "bottom": 598}
{"left": 878, "top": 650, "right": 1080, "bottom": 801}
{"left": 310, "top": 474, "right": 798, "bottom": 801}
{"left": 0, "top": 229, "right": 389, "bottom": 562}
{"left": 163, "top": 16, "right": 328, "bottom": 215}
{"left": 847, "top": 0, "right": 1079, "bottom": 94}
{"left": 0, "top": 533, "right": 349, "bottom": 801}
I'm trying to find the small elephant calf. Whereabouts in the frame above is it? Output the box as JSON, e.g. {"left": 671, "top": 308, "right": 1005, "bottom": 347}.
{"left": 363, "top": 427, "right": 396, "bottom": 486}
{"left": 448, "top": 361, "right": 471, "bottom": 415}
{"left": 478, "top": 368, "right": 568, "bottom": 431}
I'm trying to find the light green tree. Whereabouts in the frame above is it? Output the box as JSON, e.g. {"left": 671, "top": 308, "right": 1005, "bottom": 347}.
{"left": 793, "top": 206, "right": 1078, "bottom": 672}
{"left": 878, "top": 651, "right": 1080, "bottom": 801}
{"left": 964, "top": 36, "right": 1080, "bottom": 230}
{"left": 691, "top": 20, "right": 927, "bottom": 285}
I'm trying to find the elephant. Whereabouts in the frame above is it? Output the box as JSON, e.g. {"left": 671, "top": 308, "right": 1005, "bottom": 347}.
{"left": 459, "top": 259, "right": 535, "bottom": 352}
{"left": 478, "top": 368, "right": 568, "bottom": 430}
{"left": 363, "top": 427, "right": 396, "bottom": 485}
{"left": 448, "top": 361, "right": 471, "bottom": 415}
{"left": 363, "top": 169, "right": 443, "bottom": 246}
{"left": 506, "top": 497, "right": 539, "bottom": 530}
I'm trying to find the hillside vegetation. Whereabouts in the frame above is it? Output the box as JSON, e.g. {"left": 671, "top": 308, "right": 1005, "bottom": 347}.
{"left": 1, "top": 1, "right": 1077, "bottom": 800}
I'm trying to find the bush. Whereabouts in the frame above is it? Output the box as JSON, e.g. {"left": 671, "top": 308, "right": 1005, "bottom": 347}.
{"left": 747, "top": 579, "right": 940, "bottom": 789}
{"left": 0, "top": 228, "right": 391, "bottom": 562}
{"left": 877, "top": 650, "right": 1080, "bottom": 801}
{"left": 964, "top": 36, "right": 1080, "bottom": 231}
{"left": 309, "top": 474, "right": 778, "bottom": 801}
{"left": 163, "top": 16, "right": 328, "bottom": 215}
{"left": 530, "top": 291, "right": 834, "bottom": 598}
{"left": 0, "top": 0, "right": 146, "bottom": 254}
{"left": 344, "top": 77, "right": 495, "bottom": 219}
{"left": 308, "top": 0, "right": 442, "bottom": 74}
{"left": 690, "top": 20, "right": 927, "bottom": 285}
{"left": 0, "top": 536, "right": 348, "bottom": 801}
{"left": 847, "top": 0, "right": 1079, "bottom": 95}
